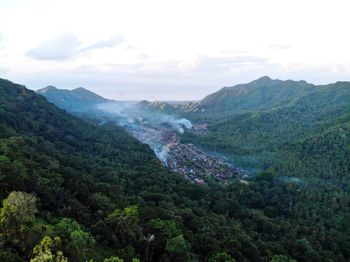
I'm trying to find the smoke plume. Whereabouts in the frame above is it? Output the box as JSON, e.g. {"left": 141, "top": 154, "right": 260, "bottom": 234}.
{"left": 96, "top": 101, "right": 193, "bottom": 133}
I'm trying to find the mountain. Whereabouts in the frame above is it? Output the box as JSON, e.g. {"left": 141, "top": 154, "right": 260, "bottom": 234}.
{"left": 134, "top": 76, "right": 319, "bottom": 115}
{"left": 37, "top": 85, "right": 109, "bottom": 113}
{"left": 196, "top": 76, "right": 315, "bottom": 113}
{"left": 181, "top": 78, "right": 350, "bottom": 178}
{"left": 0, "top": 78, "right": 197, "bottom": 261}
{"left": 36, "top": 78, "right": 350, "bottom": 181}
{"left": 1, "top": 78, "right": 350, "bottom": 261}
{"left": 145, "top": 76, "right": 350, "bottom": 117}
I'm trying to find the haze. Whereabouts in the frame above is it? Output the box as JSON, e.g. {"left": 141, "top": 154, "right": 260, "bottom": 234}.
{"left": 0, "top": 0, "right": 349, "bottom": 100}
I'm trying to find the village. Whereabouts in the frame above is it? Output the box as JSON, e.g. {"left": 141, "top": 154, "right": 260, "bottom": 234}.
{"left": 124, "top": 120, "right": 246, "bottom": 185}
{"left": 165, "top": 141, "right": 246, "bottom": 185}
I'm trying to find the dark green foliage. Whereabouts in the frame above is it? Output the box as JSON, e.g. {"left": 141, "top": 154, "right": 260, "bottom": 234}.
{"left": 254, "top": 171, "right": 277, "bottom": 182}
{"left": 196, "top": 76, "right": 316, "bottom": 114}
{"left": 0, "top": 78, "right": 350, "bottom": 261}
{"left": 182, "top": 78, "right": 350, "bottom": 176}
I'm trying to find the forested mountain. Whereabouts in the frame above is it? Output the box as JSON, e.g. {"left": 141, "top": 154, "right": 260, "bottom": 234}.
{"left": 136, "top": 77, "right": 317, "bottom": 115}
{"left": 1, "top": 78, "right": 350, "bottom": 261}
{"left": 37, "top": 86, "right": 109, "bottom": 113}
{"left": 181, "top": 78, "right": 350, "bottom": 172}
{"left": 190, "top": 76, "right": 315, "bottom": 114}
{"left": 138, "top": 77, "right": 349, "bottom": 117}
{"left": 125, "top": 77, "right": 350, "bottom": 181}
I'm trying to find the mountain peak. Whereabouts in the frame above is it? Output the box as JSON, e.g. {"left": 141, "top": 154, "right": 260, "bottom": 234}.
{"left": 71, "top": 87, "right": 107, "bottom": 101}
{"left": 259, "top": 76, "right": 272, "bottom": 80}
{"left": 253, "top": 76, "right": 273, "bottom": 83}
{"left": 73, "top": 87, "right": 89, "bottom": 92}
{"left": 72, "top": 87, "right": 94, "bottom": 94}
{"left": 198, "top": 76, "right": 317, "bottom": 113}
{"left": 37, "top": 86, "right": 109, "bottom": 113}
{"left": 37, "top": 85, "right": 58, "bottom": 94}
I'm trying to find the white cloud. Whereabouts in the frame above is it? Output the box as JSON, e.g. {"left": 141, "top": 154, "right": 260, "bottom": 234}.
{"left": 26, "top": 33, "right": 80, "bottom": 61}
{"left": 0, "top": 32, "right": 5, "bottom": 50}
{"left": 0, "top": 0, "right": 349, "bottom": 99}
{"left": 26, "top": 33, "right": 126, "bottom": 61}
{"left": 0, "top": 66, "right": 9, "bottom": 74}
{"left": 81, "top": 34, "right": 126, "bottom": 51}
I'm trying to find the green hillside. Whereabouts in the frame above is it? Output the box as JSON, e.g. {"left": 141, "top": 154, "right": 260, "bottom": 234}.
{"left": 1, "top": 78, "right": 350, "bottom": 261}
{"left": 197, "top": 76, "right": 315, "bottom": 114}
{"left": 182, "top": 79, "right": 350, "bottom": 175}
{"left": 36, "top": 85, "right": 109, "bottom": 113}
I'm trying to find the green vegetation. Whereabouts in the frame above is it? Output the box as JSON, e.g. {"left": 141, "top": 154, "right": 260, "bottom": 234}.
{"left": 36, "top": 85, "right": 108, "bottom": 113}
{"left": 182, "top": 79, "right": 350, "bottom": 175}
{"left": 0, "top": 78, "right": 350, "bottom": 261}
{"left": 194, "top": 76, "right": 315, "bottom": 114}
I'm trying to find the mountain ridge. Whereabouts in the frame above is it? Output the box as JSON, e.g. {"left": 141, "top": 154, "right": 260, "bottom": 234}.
{"left": 36, "top": 85, "right": 109, "bottom": 113}
{"left": 1, "top": 77, "right": 350, "bottom": 261}
{"left": 130, "top": 76, "right": 348, "bottom": 115}
{"left": 195, "top": 76, "right": 317, "bottom": 113}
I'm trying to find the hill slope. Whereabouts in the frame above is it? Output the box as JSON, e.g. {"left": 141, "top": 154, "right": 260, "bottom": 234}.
{"left": 143, "top": 77, "right": 349, "bottom": 117}
{"left": 37, "top": 85, "right": 109, "bottom": 113}
{"left": 0, "top": 78, "right": 201, "bottom": 261}
{"left": 182, "top": 78, "right": 350, "bottom": 174}
{"left": 196, "top": 76, "right": 315, "bottom": 113}
{"left": 1, "top": 78, "right": 350, "bottom": 261}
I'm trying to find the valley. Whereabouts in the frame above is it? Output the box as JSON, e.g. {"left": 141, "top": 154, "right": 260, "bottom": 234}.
{"left": 1, "top": 1, "right": 350, "bottom": 260}
{"left": 36, "top": 85, "right": 248, "bottom": 184}
{"left": 125, "top": 122, "right": 246, "bottom": 184}
{"left": 1, "top": 77, "right": 350, "bottom": 261}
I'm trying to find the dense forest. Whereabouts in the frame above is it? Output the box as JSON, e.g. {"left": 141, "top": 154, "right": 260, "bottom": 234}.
{"left": 1, "top": 78, "right": 350, "bottom": 261}
{"left": 181, "top": 79, "right": 350, "bottom": 173}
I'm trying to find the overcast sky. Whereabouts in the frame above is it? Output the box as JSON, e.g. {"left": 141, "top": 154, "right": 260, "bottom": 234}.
{"left": 0, "top": 0, "right": 349, "bottom": 100}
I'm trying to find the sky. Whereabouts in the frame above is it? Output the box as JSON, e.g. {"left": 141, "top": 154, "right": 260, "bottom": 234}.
{"left": 0, "top": 0, "right": 350, "bottom": 100}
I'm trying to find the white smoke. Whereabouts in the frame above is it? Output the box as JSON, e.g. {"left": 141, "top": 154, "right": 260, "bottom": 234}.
{"left": 156, "top": 146, "right": 169, "bottom": 165}
{"left": 155, "top": 115, "right": 192, "bottom": 133}
{"left": 172, "top": 118, "right": 193, "bottom": 133}
{"left": 96, "top": 101, "right": 193, "bottom": 133}
{"left": 96, "top": 101, "right": 136, "bottom": 117}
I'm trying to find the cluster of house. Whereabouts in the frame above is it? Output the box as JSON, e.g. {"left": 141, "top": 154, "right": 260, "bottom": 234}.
{"left": 165, "top": 142, "right": 244, "bottom": 185}
{"left": 125, "top": 121, "right": 246, "bottom": 186}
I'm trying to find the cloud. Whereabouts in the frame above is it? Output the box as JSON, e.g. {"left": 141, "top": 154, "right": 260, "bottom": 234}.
{"left": 26, "top": 33, "right": 126, "bottom": 61}
{"left": 0, "top": 66, "right": 9, "bottom": 74}
{"left": 68, "top": 54, "right": 273, "bottom": 85}
{"left": 195, "top": 55, "right": 270, "bottom": 69}
{"left": 0, "top": 33, "right": 4, "bottom": 49}
{"left": 167, "top": 55, "right": 273, "bottom": 79}
{"left": 268, "top": 44, "right": 291, "bottom": 50}
{"left": 26, "top": 33, "right": 80, "bottom": 61}
{"left": 79, "top": 55, "right": 272, "bottom": 80}
{"left": 81, "top": 34, "right": 125, "bottom": 51}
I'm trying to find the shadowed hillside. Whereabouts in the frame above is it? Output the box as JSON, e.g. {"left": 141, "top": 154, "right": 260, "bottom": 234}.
{"left": 2, "top": 78, "right": 350, "bottom": 261}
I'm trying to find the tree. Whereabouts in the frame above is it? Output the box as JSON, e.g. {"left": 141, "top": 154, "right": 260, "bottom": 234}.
{"left": 54, "top": 218, "right": 95, "bottom": 261}
{"left": 165, "top": 235, "right": 191, "bottom": 260}
{"left": 0, "top": 191, "right": 39, "bottom": 252}
{"left": 103, "top": 256, "right": 140, "bottom": 262}
{"left": 0, "top": 191, "right": 37, "bottom": 228}
{"left": 104, "top": 256, "right": 124, "bottom": 262}
{"left": 30, "top": 236, "right": 67, "bottom": 262}
{"left": 270, "top": 255, "right": 297, "bottom": 262}
{"left": 254, "top": 171, "right": 277, "bottom": 182}
{"left": 55, "top": 218, "right": 80, "bottom": 239}
{"left": 209, "top": 252, "right": 236, "bottom": 262}
{"left": 69, "top": 229, "right": 95, "bottom": 260}
{"left": 117, "top": 245, "right": 139, "bottom": 262}
{"left": 106, "top": 205, "right": 141, "bottom": 245}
